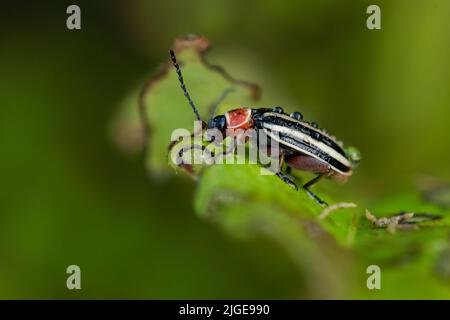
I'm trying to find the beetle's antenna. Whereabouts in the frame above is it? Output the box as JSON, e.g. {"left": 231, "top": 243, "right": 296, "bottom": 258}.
{"left": 169, "top": 50, "right": 202, "bottom": 122}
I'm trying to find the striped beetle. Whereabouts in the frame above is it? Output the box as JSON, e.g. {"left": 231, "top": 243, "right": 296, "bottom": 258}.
{"left": 169, "top": 50, "right": 361, "bottom": 206}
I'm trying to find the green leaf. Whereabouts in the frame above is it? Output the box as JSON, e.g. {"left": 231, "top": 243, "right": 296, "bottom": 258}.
{"left": 115, "top": 35, "right": 450, "bottom": 299}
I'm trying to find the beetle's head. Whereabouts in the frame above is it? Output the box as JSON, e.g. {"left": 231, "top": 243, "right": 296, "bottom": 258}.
{"left": 207, "top": 115, "right": 227, "bottom": 132}
{"left": 345, "top": 146, "right": 362, "bottom": 167}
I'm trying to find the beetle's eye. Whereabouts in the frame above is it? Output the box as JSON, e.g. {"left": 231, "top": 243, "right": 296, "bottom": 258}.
{"left": 290, "top": 112, "right": 303, "bottom": 121}
{"left": 207, "top": 115, "right": 226, "bottom": 131}
{"left": 273, "top": 106, "right": 284, "bottom": 113}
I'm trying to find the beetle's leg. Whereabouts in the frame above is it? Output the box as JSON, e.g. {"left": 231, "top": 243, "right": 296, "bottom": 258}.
{"left": 260, "top": 145, "right": 297, "bottom": 189}
{"left": 168, "top": 143, "right": 206, "bottom": 178}
{"left": 279, "top": 152, "right": 285, "bottom": 168}
{"left": 276, "top": 171, "right": 298, "bottom": 190}
{"left": 285, "top": 165, "right": 292, "bottom": 175}
{"left": 280, "top": 154, "right": 294, "bottom": 178}
{"left": 167, "top": 122, "right": 208, "bottom": 177}
{"left": 303, "top": 174, "right": 328, "bottom": 207}
{"left": 210, "top": 138, "right": 236, "bottom": 159}
{"left": 273, "top": 153, "right": 298, "bottom": 190}
{"left": 209, "top": 87, "right": 235, "bottom": 118}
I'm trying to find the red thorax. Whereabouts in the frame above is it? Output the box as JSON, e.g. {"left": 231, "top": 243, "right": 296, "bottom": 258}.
{"left": 224, "top": 108, "right": 253, "bottom": 131}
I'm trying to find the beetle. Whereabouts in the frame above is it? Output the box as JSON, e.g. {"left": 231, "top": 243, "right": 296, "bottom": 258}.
{"left": 169, "top": 49, "right": 361, "bottom": 206}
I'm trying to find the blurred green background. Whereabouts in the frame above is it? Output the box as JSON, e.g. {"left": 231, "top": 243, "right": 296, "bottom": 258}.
{"left": 0, "top": 0, "right": 449, "bottom": 299}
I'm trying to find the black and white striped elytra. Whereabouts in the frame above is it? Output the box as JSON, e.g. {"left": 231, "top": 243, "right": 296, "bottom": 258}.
{"left": 255, "top": 111, "right": 352, "bottom": 176}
